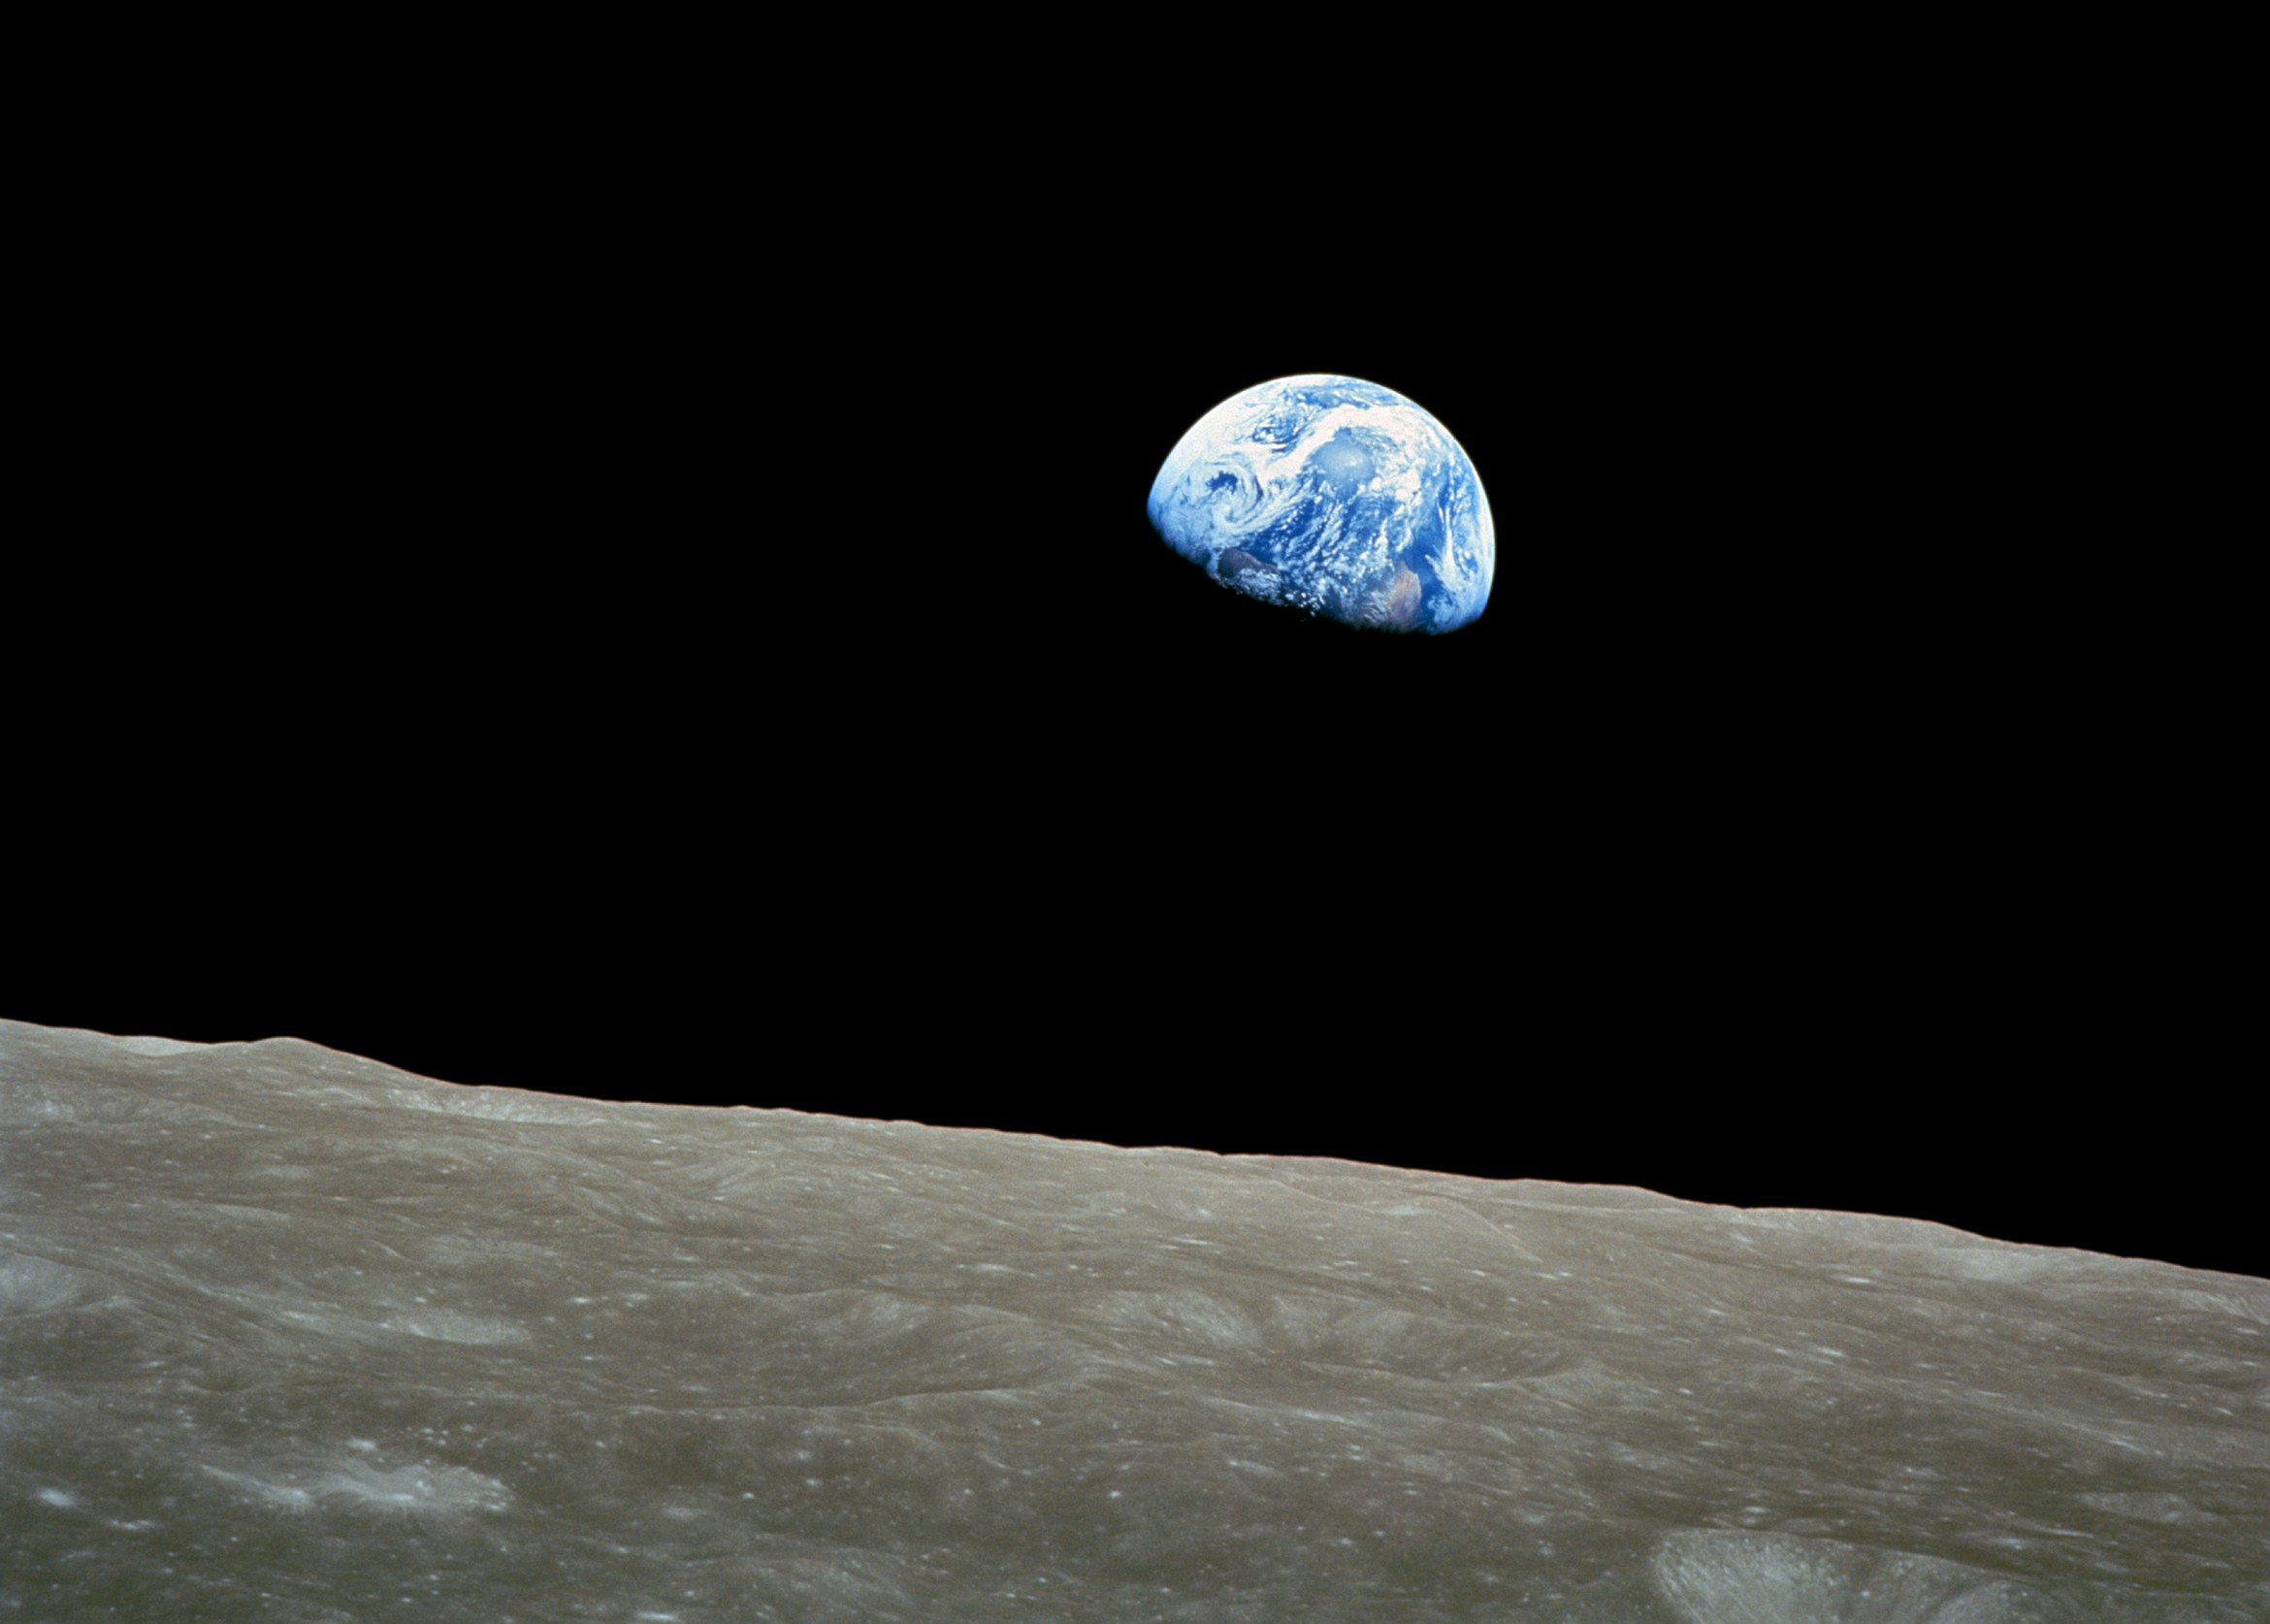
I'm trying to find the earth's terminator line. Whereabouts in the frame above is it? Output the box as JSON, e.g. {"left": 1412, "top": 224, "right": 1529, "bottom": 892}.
{"left": 1148, "top": 374, "right": 1494, "bottom": 633}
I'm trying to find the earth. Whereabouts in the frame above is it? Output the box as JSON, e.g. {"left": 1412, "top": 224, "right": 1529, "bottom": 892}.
{"left": 1147, "top": 374, "right": 1494, "bottom": 633}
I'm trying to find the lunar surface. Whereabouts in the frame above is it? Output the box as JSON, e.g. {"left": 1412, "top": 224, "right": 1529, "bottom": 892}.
{"left": 3, "top": 1020, "right": 2264, "bottom": 1622}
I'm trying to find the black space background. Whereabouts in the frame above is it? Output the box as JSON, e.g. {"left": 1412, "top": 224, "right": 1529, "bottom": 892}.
{"left": 6, "top": 72, "right": 2254, "bottom": 1279}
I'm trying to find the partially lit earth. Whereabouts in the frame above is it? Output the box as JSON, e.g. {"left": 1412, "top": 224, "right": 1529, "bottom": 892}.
{"left": 1148, "top": 375, "right": 1492, "bottom": 633}
{"left": 3, "top": 1020, "right": 2264, "bottom": 1621}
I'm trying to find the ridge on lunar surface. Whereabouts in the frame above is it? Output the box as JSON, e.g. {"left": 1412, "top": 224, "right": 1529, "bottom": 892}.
{"left": 3, "top": 1020, "right": 2265, "bottom": 1623}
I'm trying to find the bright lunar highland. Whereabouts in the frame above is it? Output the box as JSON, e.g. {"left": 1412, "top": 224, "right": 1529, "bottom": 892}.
{"left": 1148, "top": 374, "right": 1494, "bottom": 632}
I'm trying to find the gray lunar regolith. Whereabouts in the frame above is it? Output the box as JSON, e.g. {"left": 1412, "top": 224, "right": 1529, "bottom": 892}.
{"left": 2, "top": 1020, "right": 2263, "bottom": 1621}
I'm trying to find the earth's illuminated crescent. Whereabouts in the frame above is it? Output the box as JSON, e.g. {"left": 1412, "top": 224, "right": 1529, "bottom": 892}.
{"left": 1148, "top": 374, "right": 1493, "bottom": 633}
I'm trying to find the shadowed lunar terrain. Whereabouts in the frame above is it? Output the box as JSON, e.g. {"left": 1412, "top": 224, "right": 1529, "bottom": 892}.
{"left": 3, "top": 1019, "right": 2264, "bottom": 1621}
